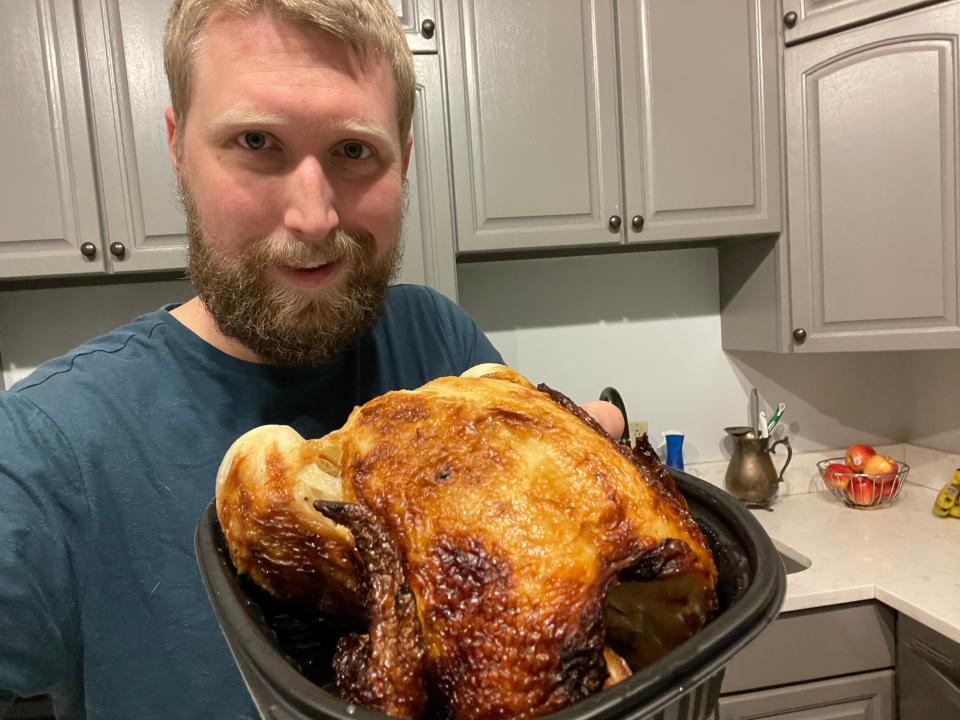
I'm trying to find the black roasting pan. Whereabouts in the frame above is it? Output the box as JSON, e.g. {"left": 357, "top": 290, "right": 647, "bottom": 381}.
{"left": 195, "top": 469, "right": 785, "bottom": 720}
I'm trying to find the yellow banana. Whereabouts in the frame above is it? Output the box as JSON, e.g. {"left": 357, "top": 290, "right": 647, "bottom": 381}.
{"left": 933, "top": 470, "right": 960, "bottom": 516}
{"left": 935, "top": 483, "right": 959, "bottom": 511}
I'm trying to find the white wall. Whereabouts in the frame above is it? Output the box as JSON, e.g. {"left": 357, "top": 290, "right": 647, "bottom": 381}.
{"left": 457, "top": 248, "right": 911, "bottom": 462}
{"left": 900, "top": 349, "right": 960, "bottom": 454}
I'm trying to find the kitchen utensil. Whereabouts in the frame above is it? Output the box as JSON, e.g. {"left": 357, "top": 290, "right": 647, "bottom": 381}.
{"left": 750, "top": 388, "right": 759, "bottom": 436}
{"left": 766, "top": 403, "right": 786, "bottom": 435}
{"left": 724, "top": 432, "right": 792, "bottom": 508}
{"left": 758, "top": 411, "right": 769, "bottom": 439}
{"left": 196, "top": 470, "right": 786, "bottom": 720}
{"left": 818, "top": 458, "right": 908, "bottom": 509}
{"left": 599, "top": 386, "right": 630, "bottom": 445}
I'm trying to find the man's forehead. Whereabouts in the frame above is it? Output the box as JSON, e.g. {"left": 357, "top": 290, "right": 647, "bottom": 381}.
{"left": 188, "top": 9, "right": 401, "bottom": 140}
{"left": 197, "top": 7, "right": 386, "bottom": 81}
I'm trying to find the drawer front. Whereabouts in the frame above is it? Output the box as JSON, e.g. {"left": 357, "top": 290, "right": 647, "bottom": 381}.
{"left": 719, "top": 669, "right": 894, "bottom": 720}
{"left": 782, "top": 0, "right": 942, "bottom": 44}
{"left": 722, "top": 602, "right": 895, "bottom": 694}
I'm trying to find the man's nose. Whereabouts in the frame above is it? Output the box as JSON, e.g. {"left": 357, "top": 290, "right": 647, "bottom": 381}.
{"left": 282, "top": 157, "right": 340, "bottom": 242}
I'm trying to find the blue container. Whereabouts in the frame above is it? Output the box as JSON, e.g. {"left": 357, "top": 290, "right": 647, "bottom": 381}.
{"left": 663, "top": 432, "right": 685, "bottom": 471}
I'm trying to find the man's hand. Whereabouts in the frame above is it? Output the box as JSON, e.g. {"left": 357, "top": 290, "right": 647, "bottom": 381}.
{"left": 580, "top": 401, "right": 625, "bottom": 443}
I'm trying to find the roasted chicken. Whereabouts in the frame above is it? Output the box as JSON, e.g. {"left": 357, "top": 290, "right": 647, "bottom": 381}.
{"left": 215, "top": 364, "right": 718, "bottom": 719}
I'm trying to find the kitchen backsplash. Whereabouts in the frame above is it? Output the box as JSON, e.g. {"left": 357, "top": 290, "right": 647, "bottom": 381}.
{"left": 458, "top": 248, "right": 956, "bottom": 461}
{"left": 1, "top": 248, "right": 959, "bottom": 463}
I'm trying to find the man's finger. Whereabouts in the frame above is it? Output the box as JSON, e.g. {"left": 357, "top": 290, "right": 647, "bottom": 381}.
{"left": 580, "top": 400, "right": 625, "bottom": 442}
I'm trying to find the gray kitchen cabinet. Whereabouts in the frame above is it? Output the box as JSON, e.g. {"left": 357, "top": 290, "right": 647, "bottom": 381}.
{"left": 443, "top": 0, "right": 780, "bottom": 254}
{"left": 786, "top": 0, "right": 960, "bottom": 352}
{"left": 722, "top": 0, "right": 960, "bottom": 353}
{"left": 782, "top": 0, "right": 944, "bottom": 45}
{"left": 442, "top": 0, "right": 623, "bottom": 253}
{"left": 0, "top": 0, "right": 106, "bottom": 279}
{"left": 394, "top": 54, "right": 459, "bottom": 301}
{"left": 617, "top": 0, "right": 781, "bottom": 244}
{"left": 897, "top": 615, "right": 960, "bottom": 720}
{"left": 81, "top": 0, "right": 188, "bottom": 274}
{"left": 718, "top": 670, "right": 895, "bottom": 720}
{"left": 389, "top": 0, "right": 439, "bottom": 53}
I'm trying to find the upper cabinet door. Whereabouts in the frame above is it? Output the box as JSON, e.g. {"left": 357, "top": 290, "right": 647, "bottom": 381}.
{"left": 0, "top": 0, "right": 105, "bottom": 278}
{"left": 82, "top": 0, "right": 187, "bottom": 274}
{"left": 394, "top": 55, "right": 458, "bottom": 301}
{"left": 618, "top": 0, "right": 781, "bottom": 244}
{"left": 786, "top": 2, "right": 960, "bottom": 351}
{"left": 443, "top": 0, "right": 623, "bottom": 253}
{"left": 782, "top": 0, "right": 943, "bottom": 45}
{"left": 389, "top": 0, "right": 439, "bottom": 53}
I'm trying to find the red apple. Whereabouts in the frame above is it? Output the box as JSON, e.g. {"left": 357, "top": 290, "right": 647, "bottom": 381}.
{"left": 863, "top": 454, "right": 898, "bottom": 476}
{"left": 879, "top": 476, "right": 901, "bottom": 498}
{"left": 844, "top": 444, "right": 877, "bottom": 471}
{"left": 845, "top": 475, "right": 877, "bottom": 506}
{"left": 824, "top": 462, "right": 854, "bottom": 491}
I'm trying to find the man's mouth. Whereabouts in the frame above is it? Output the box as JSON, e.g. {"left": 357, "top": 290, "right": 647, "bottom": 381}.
{"left": 276, "top": 259, "right": 345, "bottom": 289}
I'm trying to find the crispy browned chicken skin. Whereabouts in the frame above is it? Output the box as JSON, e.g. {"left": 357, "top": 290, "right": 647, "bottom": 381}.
{"left": 216, "top": 364, "right": 717, "bottom": 720}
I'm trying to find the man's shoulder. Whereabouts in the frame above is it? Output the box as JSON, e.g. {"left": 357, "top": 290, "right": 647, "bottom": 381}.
{"left": 10, "top": 307, "right": 172, "bottom": 400}
{"left": 381, "top": 284, "right": 470, "bottom": 330}
{"left": 383, "top": 283, "right": 445, "bottom": 312}
{"left": 370, "top": 284, "right": 500, "bottom": 381}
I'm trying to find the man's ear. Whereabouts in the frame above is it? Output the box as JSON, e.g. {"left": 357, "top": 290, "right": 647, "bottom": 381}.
{"left": 164, "top": 107, "right": 181, "bottom": 174}
{"left": 401, "top": 133, "right": 413, "bottom": 178}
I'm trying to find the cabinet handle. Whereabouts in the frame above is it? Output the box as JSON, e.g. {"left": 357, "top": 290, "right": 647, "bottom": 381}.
{"left": 421, "top": 18, "right": 435, "bottom": 38}
{"left": 783, "top": 11, "right": 798, "bottom": 28}
{"left": 792, "top": 328, "right": 807, "bottom": 344}
{"left": 608, "top": 215, "right": 622, "bottom": 230}
{"left": 109, "top": 241, "right": 126, "bottom": 259}
{"left": 80, "top": 242, "right": 97, "bottom": 259}
{"left": 631, "top": 215, "right": 645, "bottom": 231}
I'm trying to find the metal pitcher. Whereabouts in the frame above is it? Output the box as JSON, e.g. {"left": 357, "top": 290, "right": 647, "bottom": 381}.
{"left": 724, "top": 432, "right": 793, "bottom": 508}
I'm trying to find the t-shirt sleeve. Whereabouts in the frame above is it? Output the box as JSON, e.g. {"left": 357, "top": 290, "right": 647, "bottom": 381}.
{"left": 0, "top": 392, "right": 87, "bottom": 710}
{"left": 425, "top": 288, "right": 503, "bottom": 371}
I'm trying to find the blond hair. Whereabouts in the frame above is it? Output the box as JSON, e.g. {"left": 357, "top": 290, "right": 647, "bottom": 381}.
{"left": 163, "top": 0, "right": 415, "bottom": 141}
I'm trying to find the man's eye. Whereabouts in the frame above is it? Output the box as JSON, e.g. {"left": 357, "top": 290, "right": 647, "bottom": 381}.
{"left": 337, "top": 141, "right": 373, "bottom": 160}
{"left": 237, "top": 132, "right": 273, "bottom": 151}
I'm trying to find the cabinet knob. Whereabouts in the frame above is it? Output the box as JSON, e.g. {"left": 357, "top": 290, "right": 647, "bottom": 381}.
{"left": 80, "top": 242, "right": 97, "bottom": 259}
{"left": 783, "top": 11, "right": 798, "bottom": 28}
{"left": 631, "top": 215, "right": 645, "bottom": 231}
{"left": 109, "top": 241, "right": 126, "bottom": 259}
{"left": 608, "top": 215, "right": 622, "bottom": 230}
{"left": 421, "top": 18, "right": 435, "bottom": 38}
{"left": 792, "top": 328, "right": 807, "bottom": 344}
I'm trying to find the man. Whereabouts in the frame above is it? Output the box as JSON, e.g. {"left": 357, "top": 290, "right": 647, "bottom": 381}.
{"left": 0, "top": 1, "right": 622, "bottom": 718}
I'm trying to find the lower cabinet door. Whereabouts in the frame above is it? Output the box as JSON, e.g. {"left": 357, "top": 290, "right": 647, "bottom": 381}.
{"left": 718, "top": 669, "right": 894, "bottom": 720}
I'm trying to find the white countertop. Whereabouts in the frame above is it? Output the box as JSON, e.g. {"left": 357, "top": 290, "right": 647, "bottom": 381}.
{"left": 750, "top": 484, "right": 960, "bottom": 644}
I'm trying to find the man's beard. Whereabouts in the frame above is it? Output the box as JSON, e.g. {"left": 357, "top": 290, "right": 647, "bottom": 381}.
{"left": 179, "top": 177, "right": 402, "bottom": 366}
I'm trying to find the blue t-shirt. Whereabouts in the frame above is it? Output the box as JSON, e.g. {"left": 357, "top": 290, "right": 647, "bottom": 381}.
{"left": 0, "top": 285, "right": 501, "bottom": 719}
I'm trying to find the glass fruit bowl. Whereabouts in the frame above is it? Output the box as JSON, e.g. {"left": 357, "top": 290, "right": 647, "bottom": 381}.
{"left": 817, "top": 458, "right": 909, "bottom": 509}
